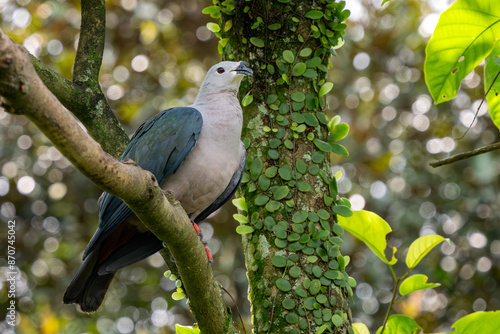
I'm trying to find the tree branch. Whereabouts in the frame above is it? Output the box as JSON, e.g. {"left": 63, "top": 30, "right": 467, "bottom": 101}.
{"left": 0, "top": 29, "right": 236, "bottom": 334}
{"left": 74, "top": 0, "right": 106, "bottom": 88}
{"left": 31, "top": 55, "right": 129, "bottom": 158}
{"left": 429, "top": 142, "right": 500, "bottom": 168}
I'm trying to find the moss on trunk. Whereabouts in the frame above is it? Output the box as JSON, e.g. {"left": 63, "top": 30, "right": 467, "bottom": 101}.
{"left": 210, "top": 0, "right": 354, "bottom": 332}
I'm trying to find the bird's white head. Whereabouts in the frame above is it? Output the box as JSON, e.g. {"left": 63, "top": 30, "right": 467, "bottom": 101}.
{"left": 194, "top": 61, "right": 252, "bottom": 102}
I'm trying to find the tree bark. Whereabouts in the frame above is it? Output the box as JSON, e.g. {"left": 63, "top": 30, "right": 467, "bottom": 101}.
{"left": 216, "top": 0, "right": 354, "bottom": 332}
{"left": 0, "top": 27, "right": 236, "bottom": 334}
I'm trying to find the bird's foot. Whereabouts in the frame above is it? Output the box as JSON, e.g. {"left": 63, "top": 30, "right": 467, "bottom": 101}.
{"left": 191, "top": 219, "right": 214, "bottom": 267}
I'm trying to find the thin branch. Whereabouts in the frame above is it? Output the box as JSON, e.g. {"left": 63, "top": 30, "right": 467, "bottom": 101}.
{"left": 0, "top": 29, "right": 236, "bottom": 334}
{"left": 429, "top": 142, "right": 500, "bottom": 168}
{"left": 73, "top": 0, "right": 106, "bottom": 88}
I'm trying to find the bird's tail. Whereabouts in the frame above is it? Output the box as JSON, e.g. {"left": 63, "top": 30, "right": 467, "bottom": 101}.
{"left": 63, "top": 246, "right": 114, "bottom": 313}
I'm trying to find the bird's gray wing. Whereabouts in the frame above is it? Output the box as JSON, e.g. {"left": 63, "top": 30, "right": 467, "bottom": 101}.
{"left": 83, "top": 107, "right": 203, "bottom": 259}
{"left": 194, "top": 144, "right": 246, "bottom": 223}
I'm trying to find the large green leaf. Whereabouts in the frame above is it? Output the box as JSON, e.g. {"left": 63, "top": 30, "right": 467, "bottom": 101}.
{"left": 424, "top": 0, "right": 500, "bottom": 104}
{"left": 452, "top": 311, "right": 500, "bottom": 333}
{"left": 376, "top": 315, "right": 422, "bottom": 334}
{"left": 405, "top": 235, "right": 446, "bottom": 269}
{"left": 399, "top": 274, "right": 441, "bottom": 296}
{"left": 485, "top": 52, "right": 500, "bottom": 128}
{"left": 337, "top": 210, "right": 396, "bottom": 265}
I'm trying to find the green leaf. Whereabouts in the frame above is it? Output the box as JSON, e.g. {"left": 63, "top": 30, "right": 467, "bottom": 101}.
{"left": 250, "top": 157, "right": 263, "bottom": 180}
{"left": 329, "top": 123, "right": 350, "bottom": 141}
{"left": 250, "top": 37, "right": 265, "bottom": 48}
{"left": 494, "top": 55, "right": 500, "bottom": 67}
{"left": 272, "top": 255, "right": 287, "bottom": 267}
{"left": 303, "top": 69, "right": 318, "bottom": 78}
{"left": 292, "top": 210, "right": 308, "bottom": 223}
{"left": 242, "top": 93, "right": 253, "bottom": 107}
{"left": 283, "top": 50, "right": 295, "bottom": 63}
{"left": 313, "top": 139, "right": 332, "bottom": 152}
{"left": 254, "top": 195, "right": 269, "bottom": 206}
{"left": 352, "top": 322, "right": 370, "bottom": 334}
{"left": 258, "top": 174, "right": 270, "bottom": 191}
{"left": 172, "top": 291, "right": 186, "bottom": 300}
{"left": 232, "top": 197, "right": 248, "bottom": 212}
{"left": 376, "top": 315, "right": 422, "bottom": 334}
{"left": 424, "top": 0, "right": 500, "bottom": 104}
{"left": 236, "top": 225, "right": 254, "bottom": 234}
{"left": 331, "top": 205, "right": 352, "bottom": 217}
{"left": 315, "top": 325, "right": 327, "bottom": 334}
{"left": 268, "top": 23, "right": 282, "bottom": 30}
{"left": 273, "top": 186, "right": 290, "bottom": 200}
{"left": 278, "top": 166, "right": 292, "bottom": 180}
{"left": 331, "top": 143, "right": 349, "bottom": 157}
{"left": 331, "top": 314, "right": 343, "bottom": 327}
{"left": 292, "top": 62, "right": 307, "bottom": 76}
{"left": 233, "top": 213, "right": 248, "bottom": 225}
{"left": 399, "top": 274, "right": 441, "bottom": 296}
{"left": 265, "top": 200, "right": 281, "bottom": 212}
{"left": 297, "top": 181, "right": 311, "bottom": 192}
{"left": 206, "top": 22, "right": 220, "bottom": 32}
{"left": 305, "top": 10, "right": 324, "bottom": 20}
{"left": 406, "top": 234, "right": 446, "bottom": 269}
{"left": 176, "top": 324, "right": 201, "bottom": 334}
{"left": 337, "top": 210, "right": 396, "bottom": 265}
{"left": 319, "top": 82, "right": 334, "bottom": 97}
{"left": 291, "top": 91, "right": 306, "bottom": 102}
{"left": 276, "top": 277, "right": 291, "bottom": 292}
{"left": 485, "top": 52, "right": 500, "bottom": 129}
{"left": 300, "top": 48, "right": 312, "bottom": 57}
{"left": 452, "top": 311, "right": 500, "bottom": 333}
{"left": 306, "top": 56, "right": 321, "bottom": 68}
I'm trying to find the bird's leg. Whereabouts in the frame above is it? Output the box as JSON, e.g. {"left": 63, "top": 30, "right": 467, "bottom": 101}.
{"left": 191, "top": 219, "right": 214, "bottom": 267}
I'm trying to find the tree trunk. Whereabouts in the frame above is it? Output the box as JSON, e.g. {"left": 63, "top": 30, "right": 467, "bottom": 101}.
{"left": 213, "top": 0, "right": 354, "bottom": 332}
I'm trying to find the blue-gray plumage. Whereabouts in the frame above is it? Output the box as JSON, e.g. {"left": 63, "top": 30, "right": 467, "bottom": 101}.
{"left": 63, "top": 61, "right": 252, "bottom": 313}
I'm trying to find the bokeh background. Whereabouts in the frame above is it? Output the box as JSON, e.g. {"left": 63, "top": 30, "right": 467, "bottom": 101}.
{"left": 1, "top": 0, "right": 499, "bottom": 333}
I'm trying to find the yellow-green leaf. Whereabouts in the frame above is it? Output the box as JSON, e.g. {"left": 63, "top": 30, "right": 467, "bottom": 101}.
{"left": 319, "top": 82, "right": 333, "bottom": 97}
{"left": 233, "top": 213, "right": 248, "bottom": 225}
{"left": 206, "top": 22, "right": 220, "bottom": 33}
{"left": 338, "top": 210, "right": 395, "bottom": 265}
{"left": 176, "top": 324, "right": 201, "bottom": 334}
{"left": 405, "top": 234, "right": 446, "bottom": 269}
{"left": 424, "top": 0, "right": 500, "bottom": 104}
{"left": 399, "top": 274, "right": 441, "bottom": 296}
{"left": 485, "top": 50, "right": 500, "bottom": 129}
{"left": 236, "top": 225, "right": 254, "bottom": 234}
{"left": 283, "top": 50, "right": 295, "bottom": 63}
{"left": 376, "top": 315, "right": 422, "bottom": 334}
{"left": 352, "top": 323, "right": 370, "bottom": 334}
{"left": 452, "top": 311, "right": 500, "bottom": 333}
{"left": 250, "top": 37, "right": 265, "bottom": 48}
{"left": 232, "top": 197, "right": 248, "bottom": 212}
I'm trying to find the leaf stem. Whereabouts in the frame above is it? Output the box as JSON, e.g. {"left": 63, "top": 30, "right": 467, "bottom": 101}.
{"left": 380, "top": 267, "right": 411, "bottom": 333}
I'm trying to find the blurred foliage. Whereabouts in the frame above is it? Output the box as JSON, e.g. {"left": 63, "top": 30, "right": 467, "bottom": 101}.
{"left": 0, "top": 0, "right": 499, "bottom": 333}
{"left": 330, "top": 0, "right": 500, "bottom": 332}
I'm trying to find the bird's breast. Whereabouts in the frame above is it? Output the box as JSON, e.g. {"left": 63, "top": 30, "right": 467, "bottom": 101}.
{"left": 160, "top": 122, "right": 243, "bottom": 218}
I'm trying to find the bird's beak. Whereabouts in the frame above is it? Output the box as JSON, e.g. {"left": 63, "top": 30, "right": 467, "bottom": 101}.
{"left": 233, "top": 61, "right": 253, "bottom": 77}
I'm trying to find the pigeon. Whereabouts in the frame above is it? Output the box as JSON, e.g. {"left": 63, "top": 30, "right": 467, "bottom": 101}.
{"left": 63, "top": 61, "right": 252, "bottom": 312}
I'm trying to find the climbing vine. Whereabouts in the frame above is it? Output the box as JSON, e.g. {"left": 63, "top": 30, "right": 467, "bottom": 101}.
{"left": 205, "top": 1, "right": 353, "bottom": 333}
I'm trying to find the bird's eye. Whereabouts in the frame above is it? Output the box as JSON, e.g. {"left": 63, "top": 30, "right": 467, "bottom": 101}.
{"left": 216, "top": 67, "right": 225, "bottom": 74}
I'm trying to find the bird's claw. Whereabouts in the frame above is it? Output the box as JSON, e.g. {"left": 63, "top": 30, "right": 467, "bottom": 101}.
{"left": 191, "top": 219, "right": 213, "bottom": 267}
